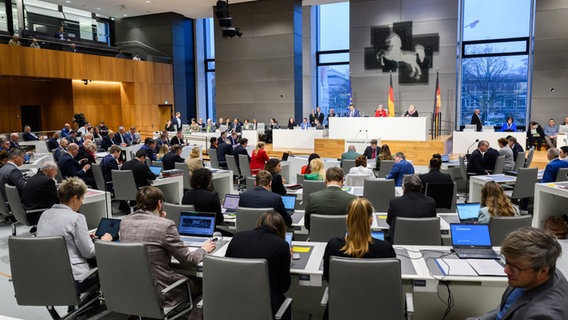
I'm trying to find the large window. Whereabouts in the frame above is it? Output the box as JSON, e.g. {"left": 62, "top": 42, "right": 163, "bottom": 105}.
{"left": 458, "top": 0, "right": 534, "bottom": 129}
{"left": 204, "top": 18, "right": 216, "bottom": 121}
{"left": 316, "top": 1, "right": 349, "bottom": 120}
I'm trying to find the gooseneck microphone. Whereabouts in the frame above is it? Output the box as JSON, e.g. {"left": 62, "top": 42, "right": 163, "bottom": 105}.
{"left": 466, "top": 139, "right": 480, "bottom": 155}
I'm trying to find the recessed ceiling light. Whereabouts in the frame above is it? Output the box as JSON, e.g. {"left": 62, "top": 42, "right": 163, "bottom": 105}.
{"left": 96, "top": 7, "right": 101, "bottom": 10}
{"left": 65, "top": 0, "right": 71, "bottom": 2}
{"left": 145, "top": 0, "right": 151, "bottom": 3}
{"left": 123, "top": 13, "right": 128, "bottom": 16}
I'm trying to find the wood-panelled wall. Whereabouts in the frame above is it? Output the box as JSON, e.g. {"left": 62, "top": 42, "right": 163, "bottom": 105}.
{"left": 0, "top": 44, "right": 174, "bottom": 134}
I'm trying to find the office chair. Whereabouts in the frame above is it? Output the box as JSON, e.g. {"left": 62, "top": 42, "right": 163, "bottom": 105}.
{"left": 5, "top": 185, "right": 46, "bottom": 236}
{"left": 226, "top": 155, "right": 245, "bottom": 190}
{"left": 239, "top": 154, "right": 253, "bottom": 178}
{"left": 246, "top": 176, "right": 256, "bottom": 191}
{"left": 489, "top": 215, "right": 533, "bottom": 246}
{"left": 377, "top": 160, "right": 395, "bottom": 178}
{"left": 344, "top": 173, "right": 370, "bottom": 187}
{"left": 236, "top": 207, "right": 273, "bottom": 233}
{"left": 524, "top": 147, "right": 535, "bottom": 168}
{"left": 9, "top": 236, "right": 101, "bottom": 320}
{"left": 491, "top": 156, "right": 505, "bottom": 174}
{"left": 341, "top": 159, "right": 356, "bottom": 174}
{"left": 425, "top": 181, "right": 456, "bottom": 213}
{"left": 111, "top": 170, "right": 138, "bottom": 212}
{"left": 363, "top": 179, "right": 395, "bottom": 212}
{"left": 162, "top": 202, "right": 195, "bottom": 226}
{"left": 202, "top": 255, "right": 292, "bottom": 320}
{"left": 95, "top": 241, "right": 192, "bottom": 319}
{"left": 322, "top": 257, "right": 413, "bottom": 320}
{"left": 556, "top": 167, "right": 568, "bottom": 182}
{"left": 174, "top": 162, "right": 192, "bottom": 190}
{"left": 512, "top": 151, "right": 526, "bottom": 172}
{"left": 208, "top": 148, "right": 221, "bottom": 169}
{"left": 300, "top": 180, "right": 326, "bottom": 209}
{"left": 309, "top": 214, "right": 347, "bottom": 242}
{"left": 393, "top": 217, "right": 441, "bottom": 245}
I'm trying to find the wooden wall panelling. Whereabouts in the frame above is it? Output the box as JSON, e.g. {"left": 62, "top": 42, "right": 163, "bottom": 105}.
{"left": 314, "top": 139, "right": 345, "bottom": 159}
{"left": 44, "top": 79, "right": 74, "bottom": 131}
{"left": 72, "top": 80, "right": 123, "bottom": 131}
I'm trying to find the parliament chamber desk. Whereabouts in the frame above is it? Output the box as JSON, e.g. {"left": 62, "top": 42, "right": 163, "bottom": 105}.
{"left": 328, "top": 117, "right": 428, "bottom": 141}
{"left": 286, "top": 184, "right": 403, "bottom": 201}
{"left": 173, "top": 240, "right": 507, "bottom": 320}
{"left": 533, "top": 182, "right": 568, "bottom": 229}
{"left": 272, "top": 128, "right": 328, "bottom": 150}
{"left": 287, "top": 156, "right": 340, "bottom": 184}
{"left": 151, "top": 175, "right": 184, "bottom": 204}
{"left": 452, "top": 131, "right": 525, "bottom": 154}
{"left": 19, "top": 140, "right": 49, "bottom": 154}
{"left": 468, "top": 171, "right": 544, "bottom": 203}
{"left": 210, "top": 169, "right": 234, "bottom": 201}
{"left": 79, "top": 189, "right": 112, "bottom": 229}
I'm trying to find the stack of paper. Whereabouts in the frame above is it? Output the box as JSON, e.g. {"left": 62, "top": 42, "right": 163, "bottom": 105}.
{"left": 436, "top": 258, "right": 506, "bottom": 276}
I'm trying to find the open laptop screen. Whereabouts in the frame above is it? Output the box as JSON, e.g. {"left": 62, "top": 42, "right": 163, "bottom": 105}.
{"left": 178, "top": 212, "right": 216, "bottom": 237}
{"left": 456, "top": 203, "right": 481, "bottom": 221}
{"left": 149, "top": 166, "right": 162, "bottom": 176}
{"left": 281, "top": 195, "right": 296, "bottom": 211}
{"left": 222, "top": 194, "right": 240, "bottom": 211}
{"left": 451, "top": 224, "right": 492, "bottom": 247}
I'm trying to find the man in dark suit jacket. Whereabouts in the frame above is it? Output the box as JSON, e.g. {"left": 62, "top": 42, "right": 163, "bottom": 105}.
{"left": 9, "top": 133, "right": 20, "bottom": 150}
{"left": 507, "top": 136, "right": 524, "bottom": 161}
{"left": 233, "top": 138, "right": 250, "bottom": 168}
{"left": 121, "top": 150, "right": 157, "bottom": 188}
{"left": 21, "top": 161, "right": 59, "bottom": 224}
{"left": 467, "top": 140, "right": 489, "bottom": 175}
{"left": 58, "top": 143, "right": 94, "bottom": 187}
{"left": 100, "top": 146, "right": 122, "bottom": 192}
{"left": 161, "top": 145, "right": 185, "bottom": 170}
{"left": 386, "top": 152, "right": 415, "bottom": 187}
{"left": 315, "top": 107, "right": 325, "bottom": 124}
{"left": 170, "top": 131, "right": 185, "bottom": 146}
{"left": 217, "top": 140, "right": 233, "bottom": 169}
{"left": 140, "top": 138, "right": 157, "bottom": 161}
{"left": 305, "top": 167, "right": 357, "bottom": 231}
{"left": 386, "top": 175, "right": 437, "bottom": 242}
{"left": 238, "top": 170, "right": 291, "bottom": 226}
{"left": 363, "top": 139, "right": 379, "bottom": 159}
{"left": 419, "top": 156, "right": 453, "bottom": 190}
{"left": 112, "top": 126, "right": 132, "bottom": 146}
{"left": 0, "top": 149, "right": 26, "bottom": 201}
{"left": 228, "top": 132, "right": 239, "bottom": 146}
{"left": 483, "top": 147, "right": 500, "bottom": 173}
{"left": 23, "top": 126, "right": 39, "bottom": 141}
{"left": 471, "top": 108, "right": 483, "bottom": 131}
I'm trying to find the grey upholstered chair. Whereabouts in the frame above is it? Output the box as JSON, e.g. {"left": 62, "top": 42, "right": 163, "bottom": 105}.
{"left": 208, "top": 148, "right": 220, "bottom": 169}
{"left": 236, "top": 207, "right": 273, "bottom": 233}
{"left": 5, "top": 185, "right": 45, "bottom": 236}
{"left": 309, "top": 214, "right": 347, "bottom": 242}
{"left": 162, "top": 202, "right": 195, "bottom": 226}
{"left": 363, "top": 179, "right": 395, "bottom": 212}
{"left": 393, "top": 217, "right": 441, "bottom": 245}
{"left": 489, "top": 215, "right": 533, "bottom": 246}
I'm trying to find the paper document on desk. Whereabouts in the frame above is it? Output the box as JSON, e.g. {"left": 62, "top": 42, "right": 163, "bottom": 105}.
{"left": 467, "top": 259, "right": 506, "bottom": 276}
{"left": 436, "top": 259, "right": 477, "bottom": 276}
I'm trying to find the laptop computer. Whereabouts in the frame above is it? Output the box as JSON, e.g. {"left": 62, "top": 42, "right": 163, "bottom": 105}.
{"left": 149, "top": 166, "right": 162, "bottom": 177}
{"left": 281, "top": 152, "right": 289, "bottom": 161}
{"left": 456, "top": 203, "right": 481, "bottom": 223}
{"left": 441, "top": 154, "right": 450, "bottom": 163}
{"left": 178, "top": 212, "right": 216, "bottom": 247}
{"left": 450, "top": 224, "right": 500, "bottom": 259}
{"left": 222, "top": 194, "right": 240, "bottom": 214}
{"left": 372, "top": 231, "right": 385, "bottom": 241}
{"left": 95, "top": 218, "right": 121, "bottom": 240}
{"left": 281, "top": 194, "right": 297, "bottom": 215}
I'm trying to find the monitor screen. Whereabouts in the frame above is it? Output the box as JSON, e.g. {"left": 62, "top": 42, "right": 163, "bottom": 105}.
{"left": 178, "top": 212, "right": 216, "bottom": 237}
{"left": 456, "top": 203, "right": 481, "bottom": 220}
{"left": 451, "top": 224, "right": 492, "bottom": 247}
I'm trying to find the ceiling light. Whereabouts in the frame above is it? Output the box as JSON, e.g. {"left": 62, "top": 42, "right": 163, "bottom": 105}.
{"left": 145, "top": 0, "right": 151, "bottom": 3}
{"left": 123, "top": 13, "right": 128, "bottom": 16}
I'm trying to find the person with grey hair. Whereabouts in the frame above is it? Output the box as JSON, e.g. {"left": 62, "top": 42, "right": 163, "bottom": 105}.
{"left": 238, "top": 170, "right": 291, "bottom": 226}
{"left": 340, "top": 144, "right": 360, "bottom": 167}
{"left": 385, "top": 151, "right": 415, "bottom": 187}
{"left": 541, "top": 147, "right": 568, "bottom": 183}
{"left": 467, "top": 140, "right": 490, "bottom": 176}
{"left": 0, "top": 137, "right": 10, "bottom": 151}
{"left": 0, "top": 149, "right": 26, "bottom": 201}
{"left": 469, "top": 227, "right": 568, "bottom": 319}
{"left": 21, "top": 161, "right": 59, "bottom": 225}
{"left": 386, "top": 174, "right": 436, "bottom": 243}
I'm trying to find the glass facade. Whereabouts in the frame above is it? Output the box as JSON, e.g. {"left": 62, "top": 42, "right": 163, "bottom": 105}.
{"left": 204, "top": 18, "right": 216, "bottom": 121}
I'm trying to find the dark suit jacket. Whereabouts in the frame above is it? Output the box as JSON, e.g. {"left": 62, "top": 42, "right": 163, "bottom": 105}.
{"left": 47, "top": 137, "right": 59, "bottom": 150}
{"left": 23, "top": 132, "right": 39, "bottom": 141}
{"left": 112, "top": 133, "right": 131, "bottom": 145}
{"left": 419, "top": 169, "right": 453, "bottom": 191}
{"left": 0, "top": 162, "right": 25, "bottom": 201}
{"left": 239, "top": 187, "right": 291, "bottom": 226}
{"left": 58, "top": 153, "right": 86, "bottom": 178}
{"left": 225, "top": 226, "right": 291, "bottom": 317}
{"left": 233, "top": 145, "right": 249, "bottom": 168}
{"left": 216, "top": 142, "right": 233, "bottom": 166}
{"left": 101, "top": 136, "right": 114, "bottom": 151}
{"left": 483, "top": 148, "right": 500, "bottom": 173}
{"left": 170, "top": 136, "right": 184, "bottom": 146}
{"left": 316, "top": 112, "right": 325, "bottom": 124}
{"left": 21, "top": 171, "right": 58, "bottom": 213}
{"left": 305, "top": 186, "right": 357, "bottom": 230}
{"left": 467, "top": 149, "right": 485, "bottom": 175}
{"left": 511, "top": 143, "right": 524, "bottom": 161}
{"left": 271, "top": 173, "right": 286, "bottom": 196}
{"left": 386, "top": 192, "right": 436, "bottom": 241}
{"left": 363, "top": 146, "right": 377, "bottom": 159}
{"left": 181, "top": 188, "right": 223, "bottom": 224}
{"left": 471, "top": 113, "right": 483, "bottom": 131}
{"left": 100, "top": 154, "right": 119, "bottom": 183}
{"left": 9, "top": 140, "right": 20, "bottom": 150}
{"left": 120, "top": 158, "right": 156, "bottom": 188}
{"left": 161, "top": 151, "right": 184, "bottom": 170}
{"left": 140, "top": 144, "right": 156, "bottom": 161}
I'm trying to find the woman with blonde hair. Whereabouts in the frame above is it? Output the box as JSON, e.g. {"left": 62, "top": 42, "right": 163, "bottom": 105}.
{"left": 250, "top": 141, "right": 269, "bottom": 174}
{"left": 156, "top": 144, "right": 169, "bottom": 161}
{"left": 477, "top": 181, "right": 519, "bottom": 224}
{"left": 323, "top": 198, "right": 395, "bottom": 282}
{"left": 185, "top": 146, "right": 203, "bottom": 174}
{"left": 304, "top": 158, "right": 325, "bottom": 180}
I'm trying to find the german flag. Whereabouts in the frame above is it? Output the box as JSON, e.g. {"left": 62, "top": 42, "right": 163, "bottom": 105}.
{"left": 388, "top": 73, "right": 395, "bottom": 117}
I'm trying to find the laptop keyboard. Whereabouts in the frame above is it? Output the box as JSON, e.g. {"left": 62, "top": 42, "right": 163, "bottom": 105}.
{"left": 455, "top": 248, "right": 495, "bottom": 255}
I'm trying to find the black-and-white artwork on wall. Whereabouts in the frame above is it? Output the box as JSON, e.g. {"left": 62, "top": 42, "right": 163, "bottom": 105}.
{"left": 364, "top": 21, "right": 439, "bottom": 84}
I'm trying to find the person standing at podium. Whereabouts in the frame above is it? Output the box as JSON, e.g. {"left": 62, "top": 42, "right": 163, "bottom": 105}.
{"left": 471, "top": 108, "right": 483, "bottom": 131}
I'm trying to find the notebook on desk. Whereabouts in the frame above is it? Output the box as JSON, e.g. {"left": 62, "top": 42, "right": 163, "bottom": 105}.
{"left": 281, "top": 194, "right": 297, "bottom": 215}
{"left": 456, "top": 203, "right": 481, "bottom": 223}
{"left": 450, "top": 224, "right": 500, "bottom": 259}
{"left": 95, "top": 218, "right": 121, "bottom": 241}
{"left": 149, "top": 166, "right": 162, "bottom": 177}
{"left": 178, "top": 212, "right": 216, "bottom": 247}
{"left": 221, "top": 194, "right": 240, "bottom": 214}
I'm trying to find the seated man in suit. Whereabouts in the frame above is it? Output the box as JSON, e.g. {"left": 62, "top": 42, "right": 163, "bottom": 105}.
{"left": 470, "top": 227, "right": 568, "bottom": 319}
{"left": 58, "top": 143, "right": 94, "bottom": 188}
{"left": 101, "top": 130, "right": 115, "bottom": 151}
{"left": 305, "top": 167, "right": 357, "bottom": 231}
{"left": 100, "top": 145, "right": 122, "bottom": 192}
{"left": 483, "top": 145, "right": 500, "bottom": 174}
{"left": 170, "top": 131, "right": 185, "bottom": 146}
{"left": 53, "top": 138, "right": 68, "bottom": 163}
{"left": 238, "top": 170, "right": 291, "bottom": 227}
{"left": 216, "top": 139, "right": 233, "bottom": 169}
{"left": 65, "top": 130, "right": 82, "bottom": 147}
{"left": 340, "top": 145, "right": 360, "bottom": 167}
{"left": 140, "top": 137, "right": 157, "bottom": 161}
{"left": 467, "top": 140, "right": 489, "bottom": 176}
{"left": 60, "top": 123, "right": 72, "bottom": 138}
{"left": 363, "top": 139, "right": 379, "bottom": 159}
{"left": 9, "top": 133, "right": 20, "bottom": 150}
{"left": 419, "top": 154, "right": 453, "bottom": 191}
{"left": 47, "top": 132, "right": 60, "bottom": 151}
{"left": 121, "top": 149, "right": 157, "bottom": 189}
{"left": 507, "top": 136, "right": 524, "bottom": 162}
{"left": 0, "top": 137, "right": 10, "bottom": 152}
{"left": 233, "top": 138, "right": 250, "bottom": 168}
{"left": 21, "top": 161, "right": 59, "bottom": 225}
{"left": 386, "top": 175, "right": 436, "bottom": 242}
{"left": 126, "top": 127, "right": 141, "bottom": 144}
{"left": 161, "top": 144, "right": 185, "bottom": 170}
{"left": 23, "top": 126, "right": 40, "bottom": 141}
{"left": 385, "top": 152, "right": 415, "bottom": 187}
{"left": 0, "top": 149, "right": 26, "bottom": 201}
{"left": 112, "top": 126, "right": 132, "bottom": 146}
{"left": 542, "top": 148, "right": 568, "bottom": 183}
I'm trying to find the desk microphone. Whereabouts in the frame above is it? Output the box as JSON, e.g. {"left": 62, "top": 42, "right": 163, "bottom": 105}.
{"left": 466, "top": 139, "right": 480, "bottom": 156}
{"left": 354, "top": 130, "right": 362, "bottom": 138}
{"left": 365, "top": 130, "right": 368, "bottom": 139}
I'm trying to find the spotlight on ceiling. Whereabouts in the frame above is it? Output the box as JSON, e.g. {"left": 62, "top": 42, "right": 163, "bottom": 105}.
{"left": 222, "top": 27, "right": 242, "bottom": 38}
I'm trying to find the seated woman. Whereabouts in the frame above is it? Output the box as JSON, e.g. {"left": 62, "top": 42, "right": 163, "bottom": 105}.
{"left": 323, "top": 198, "right": 396, "bottom": 282}
{"left": 500, "top": 116, "right": 517, "bottom": 132}
{"left": 301, "top": 153, "right": 320, "bottom": 174}
{"left": 304, "top": 158, "right": 325, "bottom": 180}
{"left": 349, "top": 155, "right": 374, "bottom": 178}
{"left": 156, "top": 144, "right": 169, "bottom": 161}
{"left": 265, "top": 158, "right": 287, "bottom": 195}
{"left": 374, "top": 104, "right": 387, "bottom": 117}
{"left": 182, "top": 168, "right": 223, "bottom": 225}
{"left": 418, "top": 154, "right": 453, "bottom": 191}
{"left": 250, "top": 142, "right": 270, "bottom": 175}
{"left": 497, "top": 137, "right": 515, "bottom": 172}
{"left": 477, "top": 181, "right": 520, "bottom": 224}
{"left": 375, "top": 144, "right": 394, "bottom": 172}
{"left": 404, "top": 104, "right": 418, "bottom": 117}
{"left": 209, "top": 136, "right": 218, "bottom": 149}
{"left": 185, "top": 146, "right": 203, "bottom": 174}
{"left": 225, "top": 211, "right": 291, "bottom": 320}
{"left": 287, "top": 117, "right": 297, "bottom": 129}
{"left": 37, "top": 177, "right": 113, "bottom": 293}
{"left": 120, "top": 186, "right": 215, "bottom": 309}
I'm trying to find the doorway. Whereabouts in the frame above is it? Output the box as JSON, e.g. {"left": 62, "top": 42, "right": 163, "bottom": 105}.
{"left": 20, "top": 105, "right": 42, "bottom": 131}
